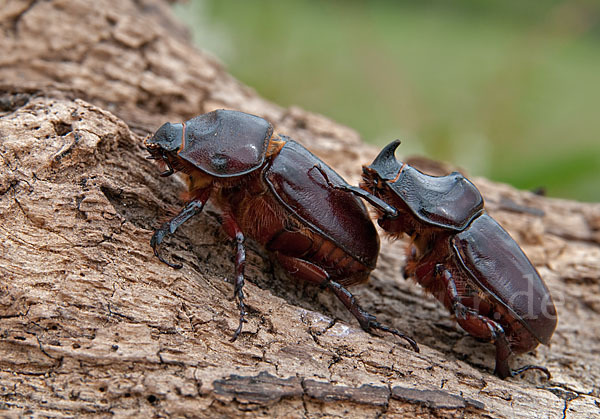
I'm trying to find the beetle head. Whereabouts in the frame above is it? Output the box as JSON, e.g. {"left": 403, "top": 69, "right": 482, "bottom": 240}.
{"left": 145, "top": 122, "right": 184, "bottom": 177}
{"left": 360, "top": 140, "right": 423, "bottom": 237}
{"left": 364, "top": 139, "right": 485, "bottom": 235}
{"left": 145, "top": 122, "right": 184, "bottom": 153}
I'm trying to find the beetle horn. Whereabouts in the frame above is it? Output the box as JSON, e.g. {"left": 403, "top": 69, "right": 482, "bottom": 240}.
{"left": 368, "top": 139, "right": 403, "bottom": 180}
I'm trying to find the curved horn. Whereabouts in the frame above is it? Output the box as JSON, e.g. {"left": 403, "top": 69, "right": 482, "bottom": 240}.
{"left": 368, "top": 140, "right": 402, "bottom": 180}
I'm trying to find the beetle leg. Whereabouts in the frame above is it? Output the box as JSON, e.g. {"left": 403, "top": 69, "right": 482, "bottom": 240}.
{"left": 158, "top": 151, "right": 176, "bottom": 177}
{"left": 309, "top": 165, "right": 398, "bottom": 218}
{"left": 327, "top": 281, "right": 419, "bottom": 352}
{"left": 150, "top": 188, "right": 211, "bottom": 269}
{"left": 494, "top": 333, "right": 551, "bottom": 379}
{"left": 510, "top": 363, "right": 551, "bottom": 379}
{"left": 435, "top": 265, "right": 551, "bottom": 379}
{"left": 339, "top": 184, "right": 398, "bottom": 219}
{"left": 275, "top": 254, "right": 418, "bottom": 352}
{"left": 220, "top": 211, "right": 247, "bottom": 342}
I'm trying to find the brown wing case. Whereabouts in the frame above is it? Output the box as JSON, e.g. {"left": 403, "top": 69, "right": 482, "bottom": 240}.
{"left": 265, "top": 140, "right": 379, "bottom": 268}
{"left": 452, "top": 214, "right": 557, "bottom": 344}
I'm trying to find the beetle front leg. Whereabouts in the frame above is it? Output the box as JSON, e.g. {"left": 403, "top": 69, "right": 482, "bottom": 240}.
{"left": 435, "top": 264, "right": 551, "bottom": 379}
{"left": 151, "top": 188, "right": 211, "bottom": 268}
{"left": 309, "top": 165, "right": 398, "bottom": 218}
{"left": 220, "top": 211, "right": 247, "bottom": 342}
{"left": 275, "top": 254, "right": 418, "bottom": 352}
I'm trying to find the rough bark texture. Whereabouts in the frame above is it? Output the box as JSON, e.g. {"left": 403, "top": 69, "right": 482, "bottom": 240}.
{"left": 1, "top": 1, "right": 599, "bottom": 417}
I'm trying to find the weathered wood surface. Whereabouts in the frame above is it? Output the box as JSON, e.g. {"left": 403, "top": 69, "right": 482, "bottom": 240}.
{"left": 1, "top": 1, "right": 599, "bottom": 417}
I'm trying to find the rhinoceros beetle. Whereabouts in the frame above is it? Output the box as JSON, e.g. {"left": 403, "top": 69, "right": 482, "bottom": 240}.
{"left": 331, "top": 140, "right": 557, "bottom": 379}
{"left": 144, "top": 110, "right": 417, "bottom": 350}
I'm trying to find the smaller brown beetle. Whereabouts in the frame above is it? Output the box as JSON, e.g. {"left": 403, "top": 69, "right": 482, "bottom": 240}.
{"left": 145, "top": 110, "right": 417, "bottom": 350}
{"left": 330, "top": 140, "right": 557, "bottom": 379}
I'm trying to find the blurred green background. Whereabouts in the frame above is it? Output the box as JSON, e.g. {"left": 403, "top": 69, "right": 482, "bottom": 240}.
{"left": 174, "top": 0, "right": 600, "bottom": 202}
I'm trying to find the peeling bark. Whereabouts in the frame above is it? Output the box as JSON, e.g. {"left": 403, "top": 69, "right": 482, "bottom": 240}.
{"left": 1, "top": 0, "right": 599, "bottom": 417}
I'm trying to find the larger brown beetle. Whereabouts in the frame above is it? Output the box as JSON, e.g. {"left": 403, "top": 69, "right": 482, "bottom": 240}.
{"left": 145, "top": 110, "right": 417, "bottom": 350}
{"left": 331, "top": 140, "right": 557, "bottom": 379}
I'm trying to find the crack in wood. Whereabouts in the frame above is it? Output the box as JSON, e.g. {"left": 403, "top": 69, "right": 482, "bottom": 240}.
{"left": 211, "top": 371, "right": 486, "bottom": 412}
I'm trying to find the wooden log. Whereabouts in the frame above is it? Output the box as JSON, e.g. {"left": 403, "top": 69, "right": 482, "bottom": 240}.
{"left": 0, "top": 1, "right": 598, "bottom": 417}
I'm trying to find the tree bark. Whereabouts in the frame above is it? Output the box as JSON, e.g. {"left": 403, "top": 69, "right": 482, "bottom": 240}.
{"left": 1, "top": 1, "right": 599, "bottom": 417}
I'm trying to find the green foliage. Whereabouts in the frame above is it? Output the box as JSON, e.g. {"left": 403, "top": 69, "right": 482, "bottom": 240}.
{"left": 175, "top": 0, "right": 600, "bottom": 202}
